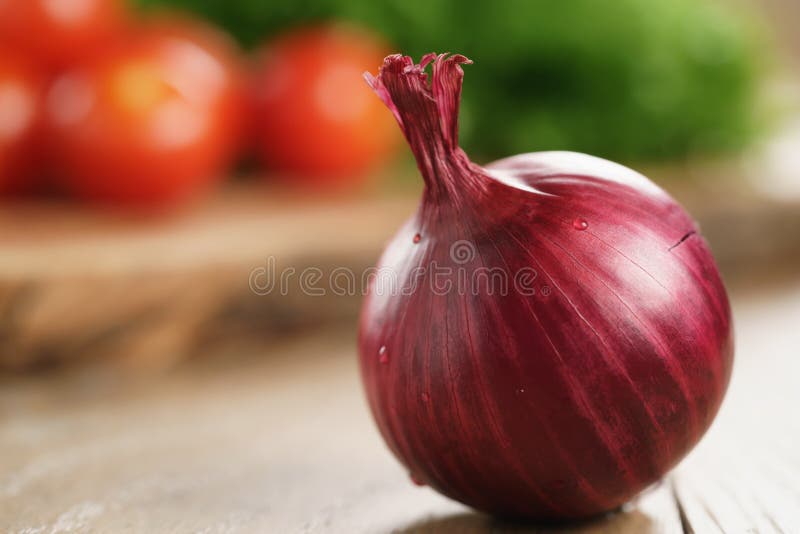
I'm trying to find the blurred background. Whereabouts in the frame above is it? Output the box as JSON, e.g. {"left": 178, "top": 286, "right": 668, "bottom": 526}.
{"left": 0, "top": 0, "right": 798, "bottom": 372}
{"left": 1, "top": 0, "right": 800, "bottom": 530}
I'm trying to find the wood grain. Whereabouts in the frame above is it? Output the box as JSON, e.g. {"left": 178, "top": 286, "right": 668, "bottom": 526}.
{"left": 1, "top": 283, "right": 799, "bottom": 533}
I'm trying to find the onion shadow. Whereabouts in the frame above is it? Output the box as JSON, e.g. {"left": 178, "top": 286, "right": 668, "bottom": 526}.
{"left": 394, "top": 506, "right": 655, "bottom": 533}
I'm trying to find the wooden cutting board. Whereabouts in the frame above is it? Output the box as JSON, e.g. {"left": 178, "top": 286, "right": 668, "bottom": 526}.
{"left": 1, "top": 179, "right": 798, "bottom": 372}
{"left": 0, "top": 185, "right": 419, "bottom": 371}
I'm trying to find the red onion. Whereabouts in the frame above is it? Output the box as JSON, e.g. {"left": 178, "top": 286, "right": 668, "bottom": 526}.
{"left": 358, "top": 53, "right": 734, "bottom": 520}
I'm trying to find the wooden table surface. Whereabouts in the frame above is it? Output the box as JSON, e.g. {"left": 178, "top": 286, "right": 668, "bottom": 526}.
{"left": 1, "top": 281, "right": 799, "bottom": 533}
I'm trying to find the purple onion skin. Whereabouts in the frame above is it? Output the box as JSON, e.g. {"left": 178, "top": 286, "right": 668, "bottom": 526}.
{"left": 358, "top": 54, "right": 734, "bottom": 520}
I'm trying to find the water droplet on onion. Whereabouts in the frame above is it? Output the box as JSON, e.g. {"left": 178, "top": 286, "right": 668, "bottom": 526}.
{"left": 378, "top": 345, "right": 388, "bottom": 364}
{"left": 573, "top": 218, "right": 589, "bottom": 231}
{"left": 421, "top": 392, "right": 430, "bottom": 402}
{"left": 553, "top": 479, "right": 569, "bottom": 490}
{"left": 413, "top": 233, "right": 421, "bottom": 244}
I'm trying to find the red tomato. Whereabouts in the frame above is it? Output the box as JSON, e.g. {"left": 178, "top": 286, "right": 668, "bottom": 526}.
{"left": 0, "top": 0, "right": 128, "bottom": 71}
{"left": 252, "top": 25, "right": 401, "bottom": 186}
{"left": 0, "top": 48, "right": 45, "bottom": 195}
{"left": 46, "top": 16, "right": 246, "bottom": 206}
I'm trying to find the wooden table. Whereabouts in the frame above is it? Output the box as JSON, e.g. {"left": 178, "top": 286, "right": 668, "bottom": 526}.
{"left": 1, "top": 281, "right": 799, "bottom": 533}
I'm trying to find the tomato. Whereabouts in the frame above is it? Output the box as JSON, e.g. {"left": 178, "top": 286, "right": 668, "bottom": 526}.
{"left": 0, "top": 0, "right": 128, "bottom": 71}
{"left": 46, "top": 16, "right": 246, "bottom": 206}
{"left": 252, "top": 25, "right": 401, "bottom": 186}
{"left": 0, "top": 48, "right": 45, "bottom": 195}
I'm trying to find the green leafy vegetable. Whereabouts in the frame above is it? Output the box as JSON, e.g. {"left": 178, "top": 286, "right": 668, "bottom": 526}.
{"left": 137, "top": 0, "right": 763, "bottom": 162}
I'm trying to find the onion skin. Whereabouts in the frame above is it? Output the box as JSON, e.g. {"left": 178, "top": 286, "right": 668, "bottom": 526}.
{"left": 358, "top": 54, "right": 733, "bottom": 520}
